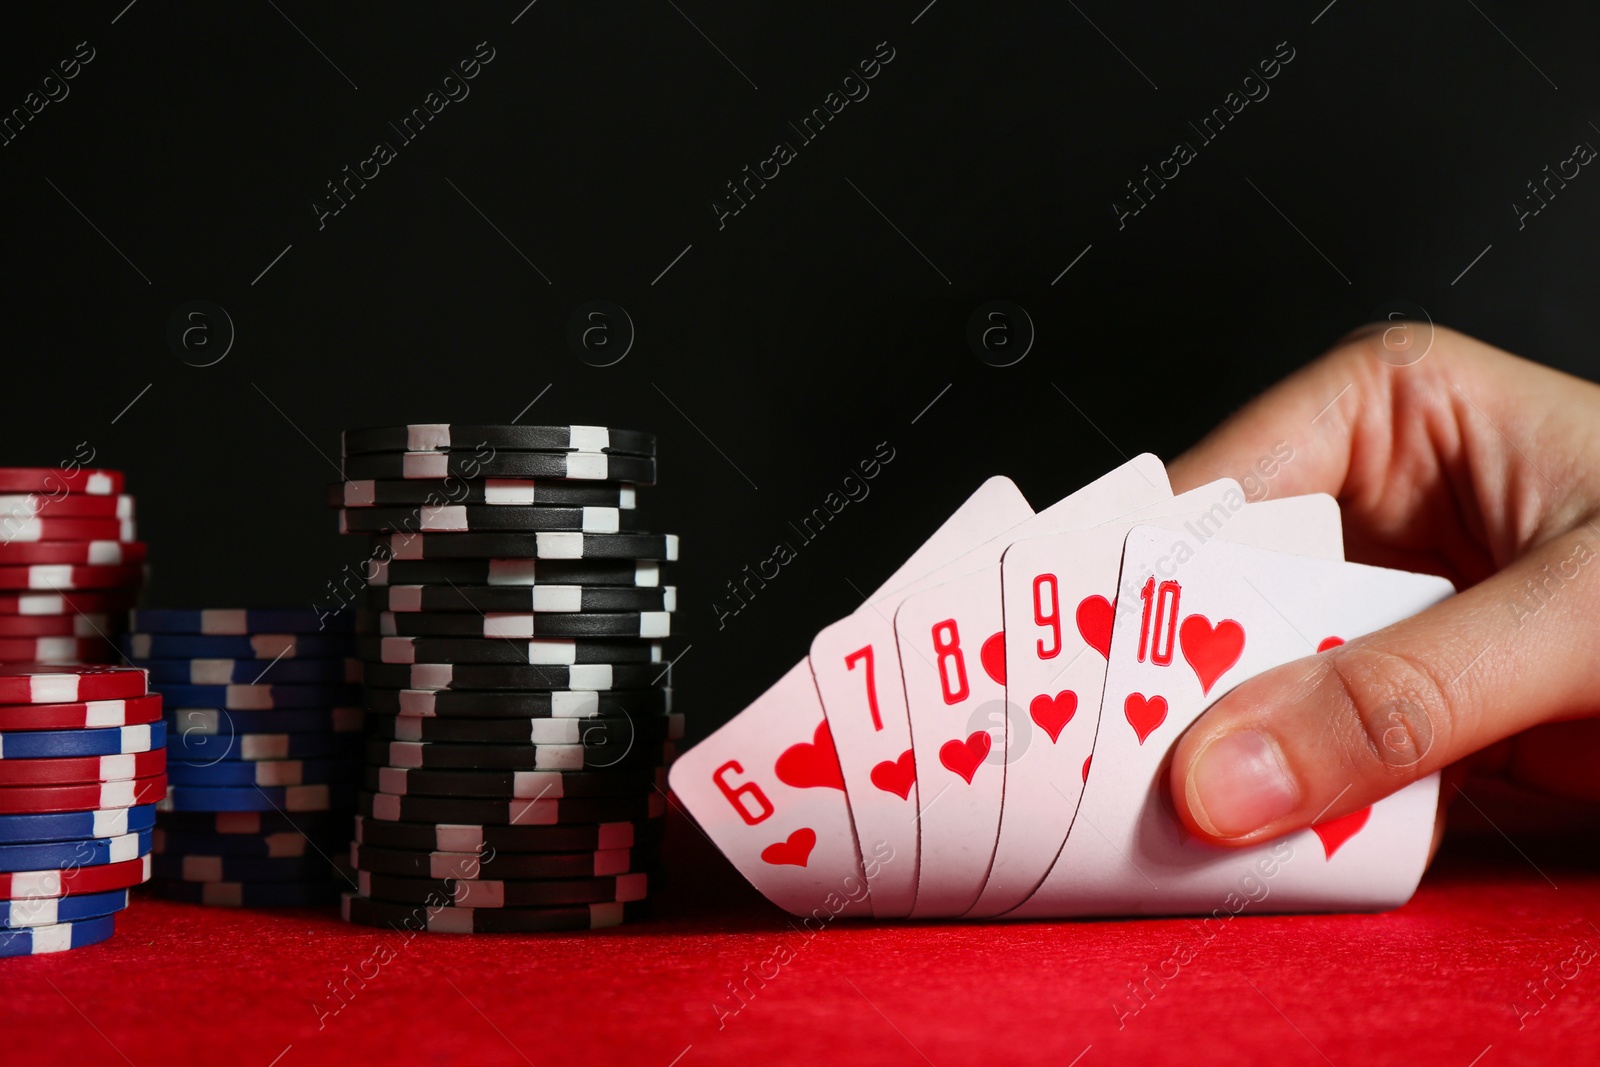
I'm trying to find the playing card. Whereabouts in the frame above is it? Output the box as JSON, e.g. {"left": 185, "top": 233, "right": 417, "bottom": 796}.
{"left": 669, "top": 477, "right": 1033, "bottom": 917}
{"left": 968, "top": 490, "right": 1343, "bottom": 917}
{"left": 883, "top": 455, "right": 1173, "bottom": 918}
{"left": 1009, "top": 528, "right": 1453, "bottom": 918}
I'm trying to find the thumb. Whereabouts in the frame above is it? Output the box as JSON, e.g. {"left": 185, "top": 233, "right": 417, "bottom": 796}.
{"left": 1169, "top": 526, "right": 1600, "bottom": 844}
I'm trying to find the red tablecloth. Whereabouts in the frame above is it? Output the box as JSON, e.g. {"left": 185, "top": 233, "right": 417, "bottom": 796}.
{"left": 4, "top": 788, "right": 1597, "bottom": 1066}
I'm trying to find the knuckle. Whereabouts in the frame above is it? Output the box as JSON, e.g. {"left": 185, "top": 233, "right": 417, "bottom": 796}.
{"left": 1321, "top": 647, "right": 1449, "bottom": 773}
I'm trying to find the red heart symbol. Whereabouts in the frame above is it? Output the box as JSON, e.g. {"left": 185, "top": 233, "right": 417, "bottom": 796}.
{"left": 979, "top": 630, "right": 1006, "bottom": 685}
{"left": 1317, "top": 636, "right": 1345, "bottom": 653}
{"left": 1029, "top": 690, "right": 1077, "bottom": 743}
{"left": 1179, "top": 615, "right": 1245, "bottom": 695}
{"left": 939, "top": 731, "right": 992, "bottom": 784}
{"left": 760, "top": 828, "right": 816, "bottom": 867}
{"left": 1081, "top": 755, "right": 1092, "bottom": 782}
{"left": 1124, "top": 693, "right": 1167, "bottom": 745}
{"left": 869, "top": 749, "right": 916, "bottom": 800}
{"left": 1312, "top": 806, "right": 1371, "bottom": 860}
{"left": 1076, "top": 595, "right": 1114, "bottom": 659}
{"left": 773, "top": 721, "right": 845, "bottom": 791}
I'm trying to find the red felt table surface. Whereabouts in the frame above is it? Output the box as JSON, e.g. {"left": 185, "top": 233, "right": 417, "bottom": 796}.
{"left": 3, "top": 783, "right": 1598, "bottom": 1066}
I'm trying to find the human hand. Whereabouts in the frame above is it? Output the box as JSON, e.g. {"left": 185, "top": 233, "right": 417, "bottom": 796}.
{"left": 1166, "top": 324, "right": 1600, "bottom": 847}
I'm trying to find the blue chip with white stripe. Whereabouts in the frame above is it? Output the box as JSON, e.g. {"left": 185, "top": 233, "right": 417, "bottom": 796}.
{"left": 167, "top": 730, "right": 360, "bottom": 761}
{"left": 0, "top": 829, "right": 152, "bottom": 873}
{"left": 0, "top": 913, "right": 116, "bottom": 955}
{"left": 158, "top": 784, "right": 354, "bottom": 812}
{"left": 123, "top": 633, "right": 353, "bottom": 660}
{"left": 152, "top": 683, "right": 362, "bottom": 710}
{"left": 0, "top": 888, "right": 128, "bottom": 928}
{"left": 166, "top": 707, "right": 364, "bottom": 737}
{"left": 0, "top": 803, "right": 157, "bottom": 845}
{"left": 0, "top": 721, "right": 164, "bottom": 759}
{"left": 134, "top": 657, "right": 359, "bottom": 685}
{"left": 127, "top": 609, "right": 353, "bottom": 634}
{"left": 167, "top": 758, "right": 349, "bottom": 788}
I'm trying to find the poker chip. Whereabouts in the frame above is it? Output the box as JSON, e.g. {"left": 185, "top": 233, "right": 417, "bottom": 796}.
{"left": 154, "top": 828, "right": 346, "bottom": 858}
{"left": 167, "top": 757, "right": 351, "bottom": 788}
{"left": 353, "top": 814, "right": 664, "bottom": 853}
{"left": 340, "top": 505, "right": 642, "bottom": 536}
{"left": 0, "top": 636, "right": 115, "bottom": 662}
{"left": 127, "top": 608, "right": 354, "bottom": 635}
{"left": 370, "top": 558, "right": 661, "bottom": 588}
{"left": 165, "top": 707, "right": 365, "bottom": 736}
{"left": 0, "top": 564, "right": 144, "bottom": 592}
{"left": 0, "top": 517, "right": 133, "bottom": 543}
{"left": 342, "top": 424, "right": 657, "bottom": 457}
{"left": 356, "top": 636, "right": 664, "bottom": 666}
{"left": 144, "top": 879, "right": 342, "bottom": 907}
{"left": 124, "top": 633, "right": 352, "bottom": 660}
{"left": 0, "top": 852, "right": 152, "bottom": 898}
{"left": 374, "top": 610, "right": 672, "bottom": 639}
{"left": 368, "top": 711, "right": 683, "bottom": 744}
{"left": 0, "top": 541, "right": 146, "bottom": 567}
{"left": 0, "top": 774, "right": 166, "bottom": 814}
{"left": 156, "top": 810, "right": 348, "bottom": 836}
{"left": 366, "top": 738, "right": 673, "bottom": 772}
{"left": 334, "top": 479, "right": 638, "bottom": 509}
{"left": 158, "top": 783, "right": 355, "bottom": 813}
{"left": 151, "top": 682, "right": 363, "bottom": 710}
{"left": 0, "top": 665, "right": 148, "bottom": 704}
{"left": 357, "top": 868, "right": 648, "bottom": 908}
{"left": 0, "top": 590, "right": 138, "bottom": 614}
{"left": 361, "top": 662, "right": 667, "bottom": 691}
{"left": 0, "top": 748, "right": 165, "bottom": 786}
{"left": 0, "top": 830, "right": 153, "bottom": 873}
{"left": 364, "top": 765, "right": 667, "bottom": 799}
{"left": 0, "top": 693, "right": 163, "bottom": 731}
{"left": 0, "top": 468, "right": 123, "bottom": 495}
{"left": 367, "top": 584, "right": 676, "bottom": 614}
{"left": 349, "top": 841, "right": 654, "bottom": 880}
{"left": 0, "top": 613, "right": 114, "bottom": 637}
{"left": 167, "top": 730, "right": 361, "bottom": 761}
{"left": 366, "top": 686, "right": 672, "bottom": 718}
{"left": 342, "top": 451, "right": 656, "bottom": 484}
{"left": 342, "top": 893, "right": 644, "bottom": 933}
{"left": 0, "top": 804, "right": 157, "bottom": 845}
{"left": 0, "top": 494, "right": 132, "bottom": 519}
{"left": 0, "top": 914, "right": 117, "bottom": 956}
{"left": 0, "top": 888, "right": 128, "bottom": 929}
{"left": 0, "top": 721, "right": 165, "bottom": 759}
{"left": 357, "top": 790, "right": 667, "bottom": 826}
{"left": 376, "top": 531, "right": 678, "bottom": 562}
{"left": 151, "top": 852, "right": 340, "bottom": 884}
{"left": 136, "top": 657, "right": 360, "bottom": 685}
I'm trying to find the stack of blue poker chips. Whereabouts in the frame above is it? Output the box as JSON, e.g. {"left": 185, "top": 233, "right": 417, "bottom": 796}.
{"left": 125, "top": 608, "right": 362, "bottom": 907}
{"left": 0, "top": 662, "right": 165, "bottom": 956}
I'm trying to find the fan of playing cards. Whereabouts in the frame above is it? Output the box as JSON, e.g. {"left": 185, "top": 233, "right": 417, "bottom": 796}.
{"left": 671, "top": 456, "right": 1455, "bottom": 920}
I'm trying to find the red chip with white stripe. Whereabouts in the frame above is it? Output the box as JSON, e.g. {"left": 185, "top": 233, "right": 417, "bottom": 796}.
{"left": 0, "top": 853, "right": 151, "bottom": 898}
{"left": 0, "top": 591, "right": 140, "bottom": 615}
{"left": 0, "top": 666, "right": 147, "bottom": 705}
{"left": 0, "top": 542, "right": 146, "bottom": 566}
{"left": 0, "top": 469, "right": 123, "bottom": 496}
{"left": 0, "top": 773, "right": 166, "bottom": 814}
{"left": 0, "top": 693, "right": 162, "bottom": 731}
{"left": 0, "top": 518, "right": 133, "bottom": 543}
{"left": 0, "top": 564, "right": 145, "bottom": 592}
{"left": 0, "top": 748, "right": 166, "bottom": 786}
{"left": 0, "top": 637, "right": 116, "bottom": 662}
{"left": 0, "top": 614, "right": 113, "bottom": 637}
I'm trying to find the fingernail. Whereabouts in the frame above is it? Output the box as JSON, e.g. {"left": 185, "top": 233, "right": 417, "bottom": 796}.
{"left": 1188, "top": 731, "right": 1298, "bottom": 838}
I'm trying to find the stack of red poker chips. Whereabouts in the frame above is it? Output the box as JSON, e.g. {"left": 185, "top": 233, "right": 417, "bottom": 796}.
{"left": 0, "top": 467, "right": 145, "bottom": 663}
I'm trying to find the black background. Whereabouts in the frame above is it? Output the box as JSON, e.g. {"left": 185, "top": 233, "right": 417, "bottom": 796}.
{"left": 4, "top": 1, "right": 1598, "bottom": 739}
